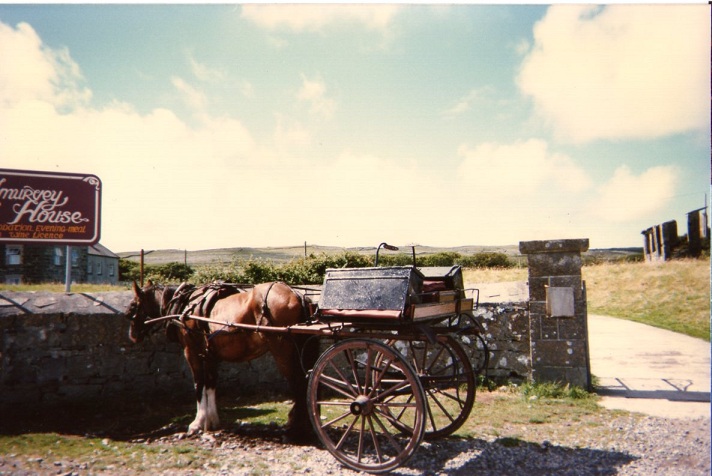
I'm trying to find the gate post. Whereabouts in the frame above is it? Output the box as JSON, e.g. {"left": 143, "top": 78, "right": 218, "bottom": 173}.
{"left": 519, "top": 239, "right": 591, "bottom": 389}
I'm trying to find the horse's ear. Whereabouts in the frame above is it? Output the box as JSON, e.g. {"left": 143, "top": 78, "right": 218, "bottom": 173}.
{"left": 132, "top": 280, "right": 142, "bottom": 297}
{"left": 147, "top": 279, "right": 154, "bottom": 287}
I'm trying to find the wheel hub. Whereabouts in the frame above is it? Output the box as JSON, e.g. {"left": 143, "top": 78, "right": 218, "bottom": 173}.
{"left": 350, "top": 395, "right": 373, "bottom": 416}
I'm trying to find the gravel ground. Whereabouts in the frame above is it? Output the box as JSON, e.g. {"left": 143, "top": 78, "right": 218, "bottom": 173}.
{"left": 1, "top": 412, "right": 708, "bottom": 475}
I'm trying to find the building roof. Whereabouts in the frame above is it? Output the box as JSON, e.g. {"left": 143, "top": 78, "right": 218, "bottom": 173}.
{"left": 88, "top": 243, "right": 119, "bottom": 259}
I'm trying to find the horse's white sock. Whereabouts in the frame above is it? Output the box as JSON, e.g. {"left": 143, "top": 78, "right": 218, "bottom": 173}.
{"left": 205, "top": 387, "right": 219, "bottom": 429}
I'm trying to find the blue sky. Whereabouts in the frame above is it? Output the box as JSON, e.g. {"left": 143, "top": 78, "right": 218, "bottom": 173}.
{"left": 0, "top": 4, "right": 709, "bottom": 252}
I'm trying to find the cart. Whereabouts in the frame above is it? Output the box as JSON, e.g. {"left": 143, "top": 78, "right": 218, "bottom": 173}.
{"left": 170, "top": 244, "right": 488, "bottom": 474}
{"left": 290, "top": 244, "right": 487, "bottom": 473}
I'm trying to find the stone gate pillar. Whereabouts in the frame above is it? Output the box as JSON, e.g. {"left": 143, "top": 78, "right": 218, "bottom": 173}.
{"left": 519, "top": 239, "right": 591, "bottom": 389}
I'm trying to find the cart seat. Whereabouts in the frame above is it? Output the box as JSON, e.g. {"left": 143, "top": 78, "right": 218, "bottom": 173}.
{"left": 418, "top": 265, "right": 466, "bottom": 303}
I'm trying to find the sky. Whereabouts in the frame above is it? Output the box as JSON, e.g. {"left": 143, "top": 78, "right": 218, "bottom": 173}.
{"left": 0, "top": 3, "right": 709, "bottom": 253}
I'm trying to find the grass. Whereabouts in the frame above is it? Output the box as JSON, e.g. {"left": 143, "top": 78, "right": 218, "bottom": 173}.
{"left": 583, "top": 258, "right": 710, "bottom": 341}
{"left": 462, "top": 383, "right": 627, "bottom": 450}
{"left": 0, "top": 433, "right": 209, "bottom": 473}
{"left": 0, "top": 283, "right": 129, "bottom": 292}
{"left": 0, "top": 396, "right": 271, "bottom": 474}
{"left": 464, "top": 258, "right": 710, "bottom": 341}
{"left": 0, "top": 383, "right": 608, "bottom": 472}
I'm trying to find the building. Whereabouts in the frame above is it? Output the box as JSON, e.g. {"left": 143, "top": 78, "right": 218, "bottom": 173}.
{"left": 641, "top": 206, "right": 710, "bottom": 262}
{"left": 0, "top": 243, "right": 119, "bottom": 285}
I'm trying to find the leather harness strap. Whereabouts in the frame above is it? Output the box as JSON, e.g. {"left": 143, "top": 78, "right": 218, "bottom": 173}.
{"left": 260, "top": 281, "right": 279, "bottom": 327}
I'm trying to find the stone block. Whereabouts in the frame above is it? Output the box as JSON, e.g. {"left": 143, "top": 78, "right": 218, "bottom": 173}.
{"left": 527, "top": 277, "right": 549, "bottom": 301}
{"left": 559, "top": 317, "right": 587, "bottom": 340}
{"left": 531, "top": 340, "right": 587, "bottom": 368}
{"left": 519, "top": 239, "right": 589, "bottom": 255}
{"left": 539, "top": 317, "right": 559, "bottom": 340}
{"left": 525, "top": 253, "right": 584, "bottom": 278}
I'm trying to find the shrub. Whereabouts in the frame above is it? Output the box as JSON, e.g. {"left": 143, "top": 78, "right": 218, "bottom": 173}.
{"left": 520, "top": 381, "right": 594, "bottom": 401}
{"left": 420, "top": 252, "right": 461, "bottom": 267}
{"left": 461, "top": 252, "right": 512, "bottom": 269}
{"left": 144, "top": 262, "right": 194, "bottom": 283}
{"left": 119, "top": 259, "right": 140, "bottom": 282}
{"left": 191, "top": 259, "right": 246, "bottom": 284}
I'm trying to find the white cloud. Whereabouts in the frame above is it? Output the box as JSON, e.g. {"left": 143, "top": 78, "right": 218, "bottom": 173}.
{"left": 297, "top": 75, "right": 336, "bottom": 118}
{"left": 1, "top": 18, "right": 675, "bottom": 251}
{"left": 518, "top": 4, "right": 710, "bottom": 143}
{"left": 590, "top": 165, "right": 680, "bottom": 222}
{"left": 456, "top": 139, "right": 591, "bottom": 198}
{"left": 442, "top": 87, "right": 494, "bottom": 118}
{"left": 0, "top": 21, "right": 264, "bottom": 251}
{"left": 241, "top": 4, "right": 402, "bottom": 33}
{"left": 273, "top": 114, "right": 312, "bottom": 152}
{"left": 171, "top": 76, "right": 207, "bottom": 110}
{"left": 0, "top": 21, "right": 91, "bottom": 109}
{"left": 236, "top": 79, "right": 254, "bottom": 99}
{"left": 187, "top": 52, "right": 226, "bottom": 83}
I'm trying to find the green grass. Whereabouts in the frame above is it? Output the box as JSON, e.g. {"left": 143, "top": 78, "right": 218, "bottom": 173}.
{"left": 0, "top": 383, "right": 608, "bottom": 472}
{"left": 465, "top": 258, "right": 710, "bottom": 341}
{"left": 583, "top": 258, "right": 710, "bottom": 341}
{"left": 0, "top": 433, "right": 209, "bottom": 473}
{"left": 0, "top": 283, "right": 128, "bottom": 292}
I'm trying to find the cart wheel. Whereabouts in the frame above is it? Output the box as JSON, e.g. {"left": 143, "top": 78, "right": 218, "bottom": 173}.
{"left": 307, "top": 339, "right": 426, "bottom": 474}
{"left": 386, "top": 335, "right": 475, "bottom": 439}
{"left": 452, "top": 313, "right": 490, "bottom": 376}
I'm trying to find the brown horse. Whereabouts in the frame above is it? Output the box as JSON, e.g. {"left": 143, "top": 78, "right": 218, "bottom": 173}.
{"left": 125, "top": 281, "right": 319, "bottom": 443}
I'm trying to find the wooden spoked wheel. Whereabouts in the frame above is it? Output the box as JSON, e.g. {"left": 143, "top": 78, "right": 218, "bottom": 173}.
{"left": 450, "top": 313, "right": 490, "bottom": 376}
{"left": 384, "top": 335, "right": 476, "bottom": 439}
{"left": 307, "top": 339, "right": 426, "bottom": 474}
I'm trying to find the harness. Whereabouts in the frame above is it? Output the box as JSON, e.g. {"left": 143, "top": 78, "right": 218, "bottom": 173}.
{"left": 149, "top": 281, "right": 310, "bottom": 360}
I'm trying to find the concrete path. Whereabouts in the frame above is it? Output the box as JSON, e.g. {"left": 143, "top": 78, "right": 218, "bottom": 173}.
{"left": 588, "top": 314, "right": 710, "bottom": 419}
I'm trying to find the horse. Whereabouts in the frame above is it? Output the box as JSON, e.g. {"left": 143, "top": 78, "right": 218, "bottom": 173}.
{"left": 125, "top": 280, "right": 319, "bottom": 443}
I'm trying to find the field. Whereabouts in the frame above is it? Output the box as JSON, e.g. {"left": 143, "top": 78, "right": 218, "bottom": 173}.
{"left": 116, "top": 244, "right": 526, "bottom": 266}
{"left": 463, "top": 258, "right": 710, "bottom": 341}
{"left": 3, "top": 247, "right": 708, "bottom": 340}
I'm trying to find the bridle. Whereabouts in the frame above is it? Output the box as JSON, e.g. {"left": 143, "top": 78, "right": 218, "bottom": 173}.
{"left": 126, "top": 284, "right": 169, "bottom": 341}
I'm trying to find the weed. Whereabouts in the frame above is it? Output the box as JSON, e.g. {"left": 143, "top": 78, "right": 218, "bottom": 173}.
{"left": 520, "top": 382, "right": 596, "bottom": 401}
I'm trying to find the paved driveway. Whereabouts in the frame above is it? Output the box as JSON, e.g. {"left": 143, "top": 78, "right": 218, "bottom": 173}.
{"left": 588, "top": 314, "right": 710, "bottom": 419}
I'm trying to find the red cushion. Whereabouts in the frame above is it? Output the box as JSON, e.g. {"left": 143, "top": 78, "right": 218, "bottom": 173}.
{"left": 320, "top": 308, "right": 402, "bottom": 320}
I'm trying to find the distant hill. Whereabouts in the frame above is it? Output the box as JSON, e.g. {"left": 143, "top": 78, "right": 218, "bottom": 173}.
{"left": 117, "top": 244, "right": 642, "bottom": 266}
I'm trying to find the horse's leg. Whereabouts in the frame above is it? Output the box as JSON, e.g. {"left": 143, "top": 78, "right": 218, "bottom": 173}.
{"left": 185, "top": 346, "right": 206, "bottom": 434}
{"left": 269, "top": 335, "right": 319, "bottom": 443}
{"left": 202, "top": 358, "right": 220, "bottom": 431}
{"left": 185, "top": 345, "right": 221, "bottom": 433}
{"left": 188, "top": 358, "right": 220, "bottom": 433}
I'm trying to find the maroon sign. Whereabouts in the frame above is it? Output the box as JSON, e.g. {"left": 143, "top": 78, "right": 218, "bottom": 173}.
{"left": 0, "top": 168, "right": 101, "bottom": 245}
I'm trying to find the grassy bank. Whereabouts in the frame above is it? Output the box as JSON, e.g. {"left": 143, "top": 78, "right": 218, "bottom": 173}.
{"left": 464, "top": 258, "right": 710, "bottom": 341}
{"left": 583, "top": 258, "right": 710, "bottom": 341}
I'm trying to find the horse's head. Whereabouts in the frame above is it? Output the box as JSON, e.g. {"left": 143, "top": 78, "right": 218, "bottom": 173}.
{"left": 126, "top": 280, "right": 165, "bottom": 343}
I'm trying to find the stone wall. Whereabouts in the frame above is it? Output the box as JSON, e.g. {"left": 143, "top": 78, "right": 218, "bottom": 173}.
{"left": 473, "top": 302, "right": 529, "bottom": 383}
{"left": 469, "top": 281, "right": 530, "bottom": 384}
{"left": 1, "top": 242, "right": 592, "bottom": 408}
{"left": 0, "top": 291, "right": 285, "bottom": 407}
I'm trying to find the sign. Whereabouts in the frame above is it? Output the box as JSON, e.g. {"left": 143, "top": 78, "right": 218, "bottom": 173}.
{"left": 0, "top": 168, "right": 101, "bottom": 245}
